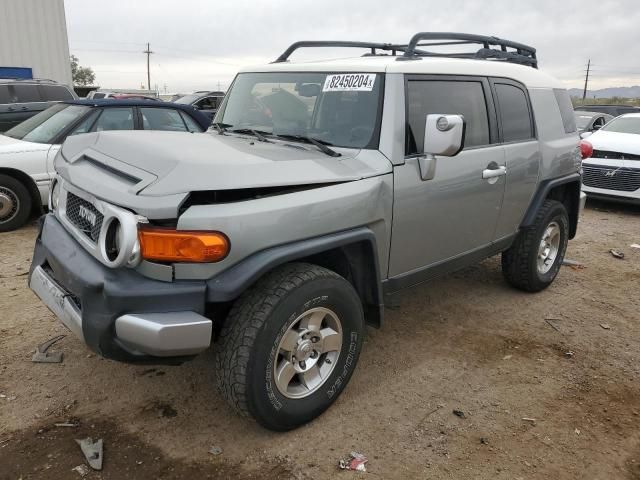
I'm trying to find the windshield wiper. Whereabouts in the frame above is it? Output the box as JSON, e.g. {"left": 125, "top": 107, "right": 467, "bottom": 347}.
{"left": 228, "top": 128, "right": 272, "bottom": 142}
{"left": 211, "top": 122, "right": 232, "bottom": 135}
{"left": 271, "top": 134, "right": 341, "bottom": 157}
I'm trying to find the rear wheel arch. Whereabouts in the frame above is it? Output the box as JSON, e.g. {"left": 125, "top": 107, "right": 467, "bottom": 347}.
{"left": 521, "top": 174, "right": 581, "bottom": 239}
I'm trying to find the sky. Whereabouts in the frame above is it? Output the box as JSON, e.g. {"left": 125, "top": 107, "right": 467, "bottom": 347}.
{"left": 64, "top": 0, "right": 640, "bottom": 94}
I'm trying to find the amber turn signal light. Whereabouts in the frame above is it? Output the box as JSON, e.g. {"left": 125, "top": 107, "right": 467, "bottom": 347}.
{"left": 138, "top": 227, "right": 229, "bottom": 263}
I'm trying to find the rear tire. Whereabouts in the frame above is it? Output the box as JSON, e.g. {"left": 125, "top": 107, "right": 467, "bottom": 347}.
{"left": 0, "top": 174, "right": 32, "bottom": 232}
{"left": 501, "top": 199, "right": 569, "bottom": 292}
{"left": 215, "top": 262, "right": 364, "bottom": 431}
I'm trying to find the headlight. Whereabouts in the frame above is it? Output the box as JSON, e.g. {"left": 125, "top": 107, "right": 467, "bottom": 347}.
{"left": 50, "top": 179, "right": 61, "bottom": 211}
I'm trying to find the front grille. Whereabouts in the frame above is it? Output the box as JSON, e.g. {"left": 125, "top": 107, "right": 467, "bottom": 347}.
{"left": 65, "top": 192, "right": 103, "bottom": 242}
{"left": 592, "top": 150, "right": 640, "bottom": 162}
{"left": 583, "top": 165, "right": 640, "bottom": 192}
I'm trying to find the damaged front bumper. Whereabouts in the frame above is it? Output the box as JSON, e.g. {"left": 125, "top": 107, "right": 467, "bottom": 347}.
{"left": 29, "top": 214, "right": 212, "bottom": 362}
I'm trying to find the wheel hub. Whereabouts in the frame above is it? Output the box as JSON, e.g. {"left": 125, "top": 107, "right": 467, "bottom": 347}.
{"left": 273, "top": 307, "right": 343, "bottom": 399}
{"left": 0, "top": 188, "right": 18, "bottom": 221}
{"left": 537, "top": 221, "right": 561, "bottom": 274}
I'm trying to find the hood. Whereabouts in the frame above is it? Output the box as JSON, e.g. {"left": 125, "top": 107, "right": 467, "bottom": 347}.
{"left": 587, "top": 130, "right": 640, "bottom": 156}
{"left": 0, "top": 134, "right": 50, "bottom": 154}
{"left": 59, "top": 130, "right": 392, "bottom": 196}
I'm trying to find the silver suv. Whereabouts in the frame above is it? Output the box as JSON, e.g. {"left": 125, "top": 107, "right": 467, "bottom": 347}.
{"left": 29, "top": 33, "right": 586, "bottom": 431}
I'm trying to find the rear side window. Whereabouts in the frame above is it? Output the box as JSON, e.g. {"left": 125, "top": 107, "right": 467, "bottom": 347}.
{"left": 140, "top": 107, "right": 188, "bottom": 131}
{"left": 0, "top": 85, "right": 11, "bottom": 104}
{"left": 406, "top": 80, "right": 490, "bottom": 155}
{"left": 494, "top": 83, "right": 534, "bottom": 142}
{"left": 11, "top": 84, "right": 42, "bottom": 103}
{"left": 553, "top": 89, "right": 577, "bottom": 134}
{"left": 40, "top": 85, "right": 74, "bottom": 101}
{"left": 93, "top": 108, "right": 134, "bottom": 131}
{"left": 92, "top": 93, "right": 106, "bottom": 99}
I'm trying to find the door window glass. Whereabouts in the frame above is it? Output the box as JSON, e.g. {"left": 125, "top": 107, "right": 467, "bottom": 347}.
{"left": 495, "top": 83, "right": 534, "bottom": 142}
{"left": 11, "top": 84, "right": 42, "bottom": 103}
{"left": 179, "top": 111, "right": 205, "bottom": 132}
{"left": 141, "top": 107, "right": 188, "bottom": 131}
{"left": 40, "top": 85, "right": 75, "bottom": 101}
{"left": 406, "top": 80, "right": 490, "bottom": 155}
{"left": 93, "top": 108, "right": 134, "bottom": 131}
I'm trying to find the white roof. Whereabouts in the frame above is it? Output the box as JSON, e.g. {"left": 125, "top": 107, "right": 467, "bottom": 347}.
{"left": 240, "top": 55, "right": 563, "bottom": 89}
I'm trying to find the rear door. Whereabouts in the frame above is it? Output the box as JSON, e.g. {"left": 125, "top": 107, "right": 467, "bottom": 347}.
{"left": 9, "top": 84, "right": 49, "bottom": 127}
{"left": 388, "top": 76, "right": 506, "bottom": 278}
{"left": 491, "top": 79, "right": 541, "bottom": 240}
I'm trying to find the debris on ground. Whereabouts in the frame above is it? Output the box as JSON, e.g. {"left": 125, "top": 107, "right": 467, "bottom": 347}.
{"left": 76, "top": 437, "right": 103, "bottom": 470}
{"left": 609, "top": 249, "right": 625, "bottom": 259}
{"left": 564, "top": 351, "right": 575, "bottom": 359}
{"left": 575, "top": 428, "right": 581, "bottom": 435}
{"left": 71, "top": 464, "right": 90, "bottom": 477}
{"left": 339, "top": 452, "right": 368, "bottom": 472}
{"left": 480, "top": 437, "right": 489, "bottom": 445}
{"left": 208, "top": 446, "right": 223, "bottom": 456}
{"left": 32, "top": 335, "right": 65, "bottom": 363}
{"left": 522, "top": 418, "right": 537, "bottom": 425}
{"left": 452, "top": 409, "right": 466, "bottom": 419}
{"left": 502, "top": 354, "right": 513, "bottom": 360}
{"left": 55, "top": 420, "right": 80, "bottom": 428}
{"left": 600, "top": 323, "right": 611, "bottom": 330}
{"left": 544, "top": 318, "right": 562, "bottom": 333}
{"left": 630, "top": 244, "right": 640, "bottom": 249}
{"left": 562, "top": 259, "right": 585, "bottom": 269}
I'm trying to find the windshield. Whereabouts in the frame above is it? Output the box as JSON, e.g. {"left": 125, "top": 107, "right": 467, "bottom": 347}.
{"left": 174, "top": 94, "right": 202, "bottom": 105}
{"left": 4, "top": 103, "right": 90, "bottom": 144}
{"left": 217, "top": 72, "right": 383, "bottom": 149}
{"left": 601, "top": 116, "right": 640, "bottom": 135}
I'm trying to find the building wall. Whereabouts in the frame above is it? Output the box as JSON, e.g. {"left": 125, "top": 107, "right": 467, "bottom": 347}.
{"left": 0, "top": 0, "right": 73, "bottom": 87}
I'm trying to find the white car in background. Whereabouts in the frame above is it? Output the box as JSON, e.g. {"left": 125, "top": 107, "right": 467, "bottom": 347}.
{"left": 581, "top": 113, "right": 640, "bottom": 205}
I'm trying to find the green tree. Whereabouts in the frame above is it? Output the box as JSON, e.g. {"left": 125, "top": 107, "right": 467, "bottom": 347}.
{"left": 70, "top": 55, "right": 95, "bottom": 86}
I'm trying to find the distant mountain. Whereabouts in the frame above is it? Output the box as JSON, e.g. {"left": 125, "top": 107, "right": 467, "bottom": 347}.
{"left": 568, "top": 86, "right": 640, "bottom": 99}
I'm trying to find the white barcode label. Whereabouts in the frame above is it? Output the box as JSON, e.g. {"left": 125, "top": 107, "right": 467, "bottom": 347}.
{"left": 322, "top": 73, "right": 376, "bottom": 92}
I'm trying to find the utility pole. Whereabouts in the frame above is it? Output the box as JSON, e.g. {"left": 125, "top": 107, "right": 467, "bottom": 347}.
{"left": 582, "top": 59, "right": 591, "bottom": 102}
{"left": 143, "top": 42, "right": 154, "bottom": 91}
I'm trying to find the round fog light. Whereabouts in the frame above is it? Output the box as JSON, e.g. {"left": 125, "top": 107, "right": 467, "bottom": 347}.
{"left": 50, "top": 180, "right": 61, "bottom": 211}
{"left": 104, "top": 218, "right": 123, "bottom": 262}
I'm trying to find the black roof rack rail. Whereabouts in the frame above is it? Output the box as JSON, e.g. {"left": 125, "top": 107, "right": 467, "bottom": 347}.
{"left": 400, "top": 32, "right": 537, "bottom": 68}
{"left": 273, "top": 41, "right": 409, "bottom": 63}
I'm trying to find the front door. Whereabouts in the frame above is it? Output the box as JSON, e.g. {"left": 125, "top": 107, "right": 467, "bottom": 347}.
{"left": 388, "top": 76, "right": 506, "bottom": 279}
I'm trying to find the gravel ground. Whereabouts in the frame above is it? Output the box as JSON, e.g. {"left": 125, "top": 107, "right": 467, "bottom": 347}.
{"left": 1, "top": 200, "right": 639, "bottom": 480}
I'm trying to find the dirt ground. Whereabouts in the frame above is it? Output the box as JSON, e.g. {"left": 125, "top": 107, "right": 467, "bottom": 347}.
{"left": 1, "top": 200, "right": 639, "bottom": 480}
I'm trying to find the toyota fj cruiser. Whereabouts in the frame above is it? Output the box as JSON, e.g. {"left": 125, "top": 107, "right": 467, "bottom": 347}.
{"left": 29, "top": 33, "right": 586, "bottom": 431}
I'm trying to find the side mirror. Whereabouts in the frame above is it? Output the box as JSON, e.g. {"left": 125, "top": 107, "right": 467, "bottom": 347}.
{"left": 580, "top": 131, "right": 592, "bottom": 139}
{"left": 424, "top": 114, "right": 465, "bottom": 156}
{"left": 418, "top": 114, "right": 465, "bottom": 181}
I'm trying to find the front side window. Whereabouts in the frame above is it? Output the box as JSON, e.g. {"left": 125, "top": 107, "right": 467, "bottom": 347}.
{"left": 495, "top": 83, "right": 534, "bottom": 142}
{"left": 4, "top": 103, "right": 90, "bottom": 144}
{"left": 141, "top": 107, "right": 189, "bottom": 131}
{"left": 406, "top": 80, "right": 490, "bottom": 155}
{"left": 601, "top": 116, "right": 640, "bottom": 135}
{"left": 93, "top": 108, "right": 134, "bottom": 131}
{"left": 195, "top": 97, "right": 218, "bottom": 110}
{"left": 218, "top": 72, "right": 384, "bottom": 149}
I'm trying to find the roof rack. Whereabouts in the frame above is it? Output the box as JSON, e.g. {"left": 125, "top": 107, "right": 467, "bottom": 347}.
{"left": 273, "top": 41, "right": 410, "bottom": 63}
{"left": 400, "top": 32, "right": 537, "bottom": 68}
{"left": 273, "top": 32, "right": 537, "bottom": 68}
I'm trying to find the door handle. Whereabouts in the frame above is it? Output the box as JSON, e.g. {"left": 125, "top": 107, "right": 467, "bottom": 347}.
{"left": 482, "top": 166, "right": 507, "bottom": 179}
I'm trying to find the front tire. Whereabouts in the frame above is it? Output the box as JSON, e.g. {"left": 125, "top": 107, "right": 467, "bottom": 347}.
{"left": 501, "top": 199, "right": 569, "bottom": 292}
{"left": 215, "top": 263, "right": 364, "bottom": 431}
{"left": 0, "top": 174, "right": 32, "bottom": 232}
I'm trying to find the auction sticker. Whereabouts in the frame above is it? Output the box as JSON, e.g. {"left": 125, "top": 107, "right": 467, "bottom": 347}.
{"left": 323, "top": 73, "right": 376, "bottom": 92}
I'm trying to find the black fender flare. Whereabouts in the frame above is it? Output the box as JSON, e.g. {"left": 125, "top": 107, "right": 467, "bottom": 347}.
{"left": 206, "top": 227, "right": 384, "bottom": 327}
{"left": 521, "top": 173, "right": 582, "bottom": 239}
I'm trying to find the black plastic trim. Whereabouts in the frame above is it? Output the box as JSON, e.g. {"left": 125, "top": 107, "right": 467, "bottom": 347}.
{"left": 383, "top": 235, "right": 515, "bottom": 294}
{"left": 521, "top": 173, "right": 581, "bottom": 229}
